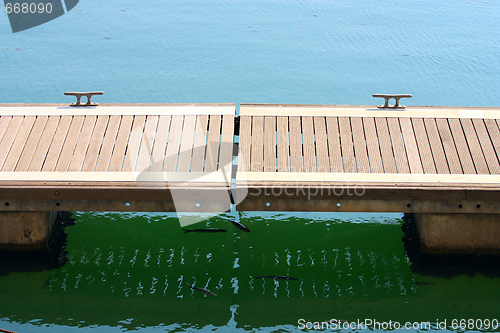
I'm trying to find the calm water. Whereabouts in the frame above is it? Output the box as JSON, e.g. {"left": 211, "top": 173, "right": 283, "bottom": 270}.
{"left": 0, "top": 0, "right": 499, "bottom": 106}
{"left": 1, "top": 0, "right": 500, "bottom": 332}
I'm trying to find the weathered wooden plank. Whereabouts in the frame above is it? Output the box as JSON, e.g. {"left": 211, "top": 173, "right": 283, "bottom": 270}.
{"left": 461, "top": 118, "right": 489, "bottom": 174}
{"left": 238, "top": 116, "right": 251, "bottom": 173}
{"left": 108, "top": 115, "right": 134, "bottom": 172}
{"left": 131, "top": 115, "right": 158, "bottom": 172}
{"left": 339, "top": 117, "right": 355, "bottom": 173}
{"left": 374, "top": 117, "right": 397, "bottom": 173}
{"left": 122, "top": 115, "right": 146, "bottom": 172}
{"left": 239, "top": 104, "right": 500, "bottom": 119}
{"left": 276, "top": 116, "right": 289, "bottom": 172}
{"left": 82, "top": 115, "right": 110, "bottom": 172}
{"left": 15, "top": 116, "right": 48, "bottom": 171}
{"left": 190, "top": 115, "right": 208, "bottom": 172}
{"left": 164, "top": 115, "right": 183, "bottom": 172}
{"left": 486, "top": 120, "right": 500, "bottom": 170}
{"left": 219, "top": 114, "right": 234, "bottom": 174}
{"left": 289, "top": 116, "right": 303, "bottom": 172}
{"left": 436, "top": 118, "right": 462, "bottom": 174}
{"left": 149, "top": 115, "right": 171, "bottom": 172}
{"left": 351, "top": 117, "right": 369, "bottom": 173}
{"left": 95, "top": 115, "right": 121, "bottom": 171}
{"left": 326, "top": 117, "right": 342, "bottom": 172}
{"left": 313, "top": 116, "right": 329, "bottom": 173}
{"left": 302, "top": 116, "right": 317, "bottom": 172}
{"left": 135, "top": 115, "right": 159, "bottom": 172}
{"left": 0, "top": 116, "right": 12, "bottom": 143}
{"left": 263, "top": 116, "right": 276, "bottom": 172}
{"left": 67, "top": 116, "right": 97, "bottom": 172}
{"left": 44, "top": 116, "right": 73, "bottom": 171}
{"left": 2, "top": 116, "right": 36, "bottom": 171}
{"left": 399, "top": 117, "right": 423, "bottom": 174}
{"left": 2, "top": 104, "right": 235, "bottom": 117}
{"left": 476, "top": 119, "right": 500, "bottom": 174}
{"left": 387, "top": 118, "right": 410, "bottom": 173}
{"left": 448, "top": 118, "right": 475, "bottom": 174}
{"left": 411, "top": 118, "right": 436, "bottom": 174}
{"left": 176, "top": 115, "right": 197, "bottom": 172}
{"left": 363, "top": 117, "right": 383, "bottom": 173}
{"left": 28, "top": 116, "right": 60, "bottom": 171}
{"left": 249, "top": 116, "right": 263, "bottom": 172}
{"left": 423, "top": 118, "right": 449, "bottom": 174}
{"left": 205, "top": 115, "right": 222, "bottom": 172}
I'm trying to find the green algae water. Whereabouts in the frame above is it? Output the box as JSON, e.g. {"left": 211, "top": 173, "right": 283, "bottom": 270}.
{"left": 2, "top": 212, "right": 499, "bottom": 332}
{"left": 1, "top": 0, "right": 500, "bottom": 332}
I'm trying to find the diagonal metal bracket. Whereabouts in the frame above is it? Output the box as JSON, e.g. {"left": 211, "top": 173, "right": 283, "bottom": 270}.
{"left": 64, "top": 91, "right": 103, "bottom": 107}
{"left": 373, "top": 94, "right": 412, "bottom": 109}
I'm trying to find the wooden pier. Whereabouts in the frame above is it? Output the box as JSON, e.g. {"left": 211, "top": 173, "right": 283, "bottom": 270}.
{"left": 235, "top": 104, "right": 500, "bottom": 213}
{"left": 1, "top": 102, "right": 500, "bottom": 253}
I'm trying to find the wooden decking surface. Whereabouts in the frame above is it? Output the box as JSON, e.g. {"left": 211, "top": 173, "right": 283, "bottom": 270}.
{"left": 235, "top": 104, "right": 500, "bottom": 213}
{"left": 0, "top": 104, "right": 235, "bottom": 212}
{"left": 2, "top": 103, "right": 500, "bottom": 213}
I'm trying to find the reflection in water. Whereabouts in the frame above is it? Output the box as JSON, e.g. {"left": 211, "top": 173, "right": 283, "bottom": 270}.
{"left": 0, "top": 212, "right": 499, "bottom": 332}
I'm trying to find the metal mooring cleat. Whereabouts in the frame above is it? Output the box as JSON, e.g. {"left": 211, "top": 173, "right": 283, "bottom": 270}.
{"left": 65, "top": 91, "right": 103, "bottom": 107}
{"left": 373, "top": 94, "right": 412, "bottom": 109}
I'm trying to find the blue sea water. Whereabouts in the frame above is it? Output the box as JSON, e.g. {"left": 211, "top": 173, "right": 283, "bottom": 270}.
{"left": 1, "top": 0, "right": 499, "bottom": 107}
{"left": 1, "top": 1, "right": 500, "bottom": 332}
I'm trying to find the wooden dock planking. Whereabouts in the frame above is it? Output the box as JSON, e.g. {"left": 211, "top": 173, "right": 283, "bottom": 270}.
{"left": 95, "top": 115, "right": 121, "bottom": 172}
{"left": 2, "top": 103, "right": 500, "bottom": 213}
{"left": 189, "top": 115, "right": 208, "bottom": 172}
{"left": 399, "top": 117, "right": 423, "bottom": 174}
{"left": 68, "top": 115, "right": 97, "bottom": 172}
{"left": 176, "top": 115, "right": 196, "bottom": 172}
{"left": 325, "top": 117, "right": 343, "bottom": 172}
{"left": 350, "top": 117, "right": 370, "bottom": 173}
{"left": 219, "top": 115, "right": 235, "bottom": 174}
{"left": 461, "top": 118, "right": 489, "bottom": 174}
{"left": 276, "top": 116, "right": 289, "bottom": 172}
{"left": 0, "top": 116, "right": 12, "bottom": 144}
{"left": 339, "top": 117, "right": 356, "bottom": 173}
{"left": 263, "top": 116, "right": 276, "bottom": 172}
{"left": 236, "top": 104, "right": 500, "bottom": 212}
{"left": 289, "top": 116, "right": 302, "bottom": 172}
{"left": 82, "top": 115, "right": 110, "bottom": 172}
{"left": 448, "top": 118, "right": 476, "bottom": 174}
{"left": 423, "top": 118, "right": 449, "bottom": 174}
{"left": 15, "top": 115, "right": 49, "bottom": 171}
{"left": 135, "top": 115, "right": 159, "bottom": 172}
{"left": 375, "top": 117, "right": 397, "bottom": 173}
{"left": 205, "top": 115, "right": 222, "bottom": 172}
{"left": 302, "top": 116, "right": 317, "bottom": 172}
{"left": 148, "top": 115, "right": 171, "bottom": 172}
{"left": 411, "top": 118, "right": 436, "bottom": 174}
{"left": 2, "top": 116, "right": 36, "bottom": 171}
{"left": 435, "top": 118, "right": 462, "bottom": 174}
{"left": 43, "top": 116, "right": 72, "bottom": 172}
{"left": 108, "top": 115, "right": 134, "bottom": 172}
{"left": 27, "top": 116, "right": 61, "bottom": 171}
{"left": 122, "top": 115, "right": 146, "bottom": 172}
{"left": 249, "top": 116, "right": 264, "bottom": 172}
{"left": 474, "top": 119, "right": 500, "bottom": 174}
{"left": 387, "top": 117, "right": 410, "bottom": 173}
{"left": 313, "top": 116, "right": 329, "bottom": 173}
{"left": 362, "top": 117, "right": 384, "bottom": 173}
{"left": 238, "top": 116, "right": 251, "bottom": 172}
{"left": 0, "top": 104, "right": 236, "bottom": 212}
